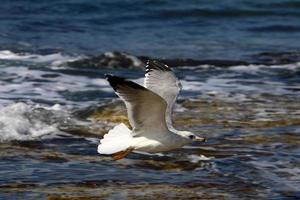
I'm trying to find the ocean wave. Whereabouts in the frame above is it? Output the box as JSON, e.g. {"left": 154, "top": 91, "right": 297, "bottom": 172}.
{"left": 1, "top": 50, "right": 300, "bottom": 69}
{"left": 0, "top": 50, "right": 82, "bottom": 66}
{"left": 0, "top": 102, "right": 110, "bottom": 142}
{"left": 229, "top": 62, "right": 300, "bottom": 72}
{"left": 0, "top": 103, "right": 62, "bottom": 142}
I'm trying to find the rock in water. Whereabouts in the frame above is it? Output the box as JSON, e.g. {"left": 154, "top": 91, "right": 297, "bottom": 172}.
{"left": 67, "top": 51, "right": 144, "bottom": 69}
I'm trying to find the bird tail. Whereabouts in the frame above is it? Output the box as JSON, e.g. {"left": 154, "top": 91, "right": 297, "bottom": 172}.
{"left": 97, "top": 123, "right": 132, "bottom": 155}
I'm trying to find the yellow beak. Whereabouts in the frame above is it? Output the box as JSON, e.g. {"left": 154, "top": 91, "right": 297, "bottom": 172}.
{"left": 195, "top": 136, "right": 206, "bottom": 142}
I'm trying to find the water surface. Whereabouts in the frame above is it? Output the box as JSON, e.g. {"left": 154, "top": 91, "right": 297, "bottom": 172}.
{"left": 0, "top": 0, "right": 300, "bottom": 199}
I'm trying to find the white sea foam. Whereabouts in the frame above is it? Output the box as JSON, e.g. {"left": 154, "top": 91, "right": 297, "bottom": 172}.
{"left": 229, "top": 62, "right": 300, "bottom": 72}
{"left": 0, "top": 66, "right": 110, "bottom": 106}
{"left": 0, "top": 50, "right": 82, "bottom": 66}
{"left": 178, "top": 62, "right": 300, "bottom": 102}
{"left": 0, "top": 103, "right": 60, "bottom": 142}
{"left": 268, "top": 62, "right": 300, "bottom": 70}
{"left": 187, "top": 154, "right": 212, "bottom": 163}
{"left": 180, "top": 80, "right": 203, "bottom": 91}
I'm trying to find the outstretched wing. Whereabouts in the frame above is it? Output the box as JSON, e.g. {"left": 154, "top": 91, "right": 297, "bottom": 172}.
{"left": 106, "top": 74, "right": 168, "bottom": 135}
{"left": 144, "top": 60, "right": 181, "bottom": 131}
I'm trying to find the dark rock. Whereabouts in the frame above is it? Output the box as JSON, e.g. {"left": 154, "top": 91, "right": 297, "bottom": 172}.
{"left": 66, "top": 51, "right": 300, "bottom": 70}
{"left": 67, "top": 51, "right": 250, "bottom": 69}
{"left": 156, "top": 58, "right": 249, "bottom": 67}
{"left": 66, "top": 51, "right": 144, "bottom": 69}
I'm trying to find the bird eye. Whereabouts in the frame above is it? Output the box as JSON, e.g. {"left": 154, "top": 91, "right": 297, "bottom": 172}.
{"left": 189, "top": 135, "right": 195, "bottom": 139}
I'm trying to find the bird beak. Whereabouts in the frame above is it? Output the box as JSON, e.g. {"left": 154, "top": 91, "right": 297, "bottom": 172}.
{"left": 195, "top": 136, "right": 206, "bottom": 142}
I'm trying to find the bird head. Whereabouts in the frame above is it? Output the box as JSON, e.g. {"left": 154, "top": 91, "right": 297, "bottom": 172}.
{"left": 178, "top": 131, "right": 206, "bottom": 143}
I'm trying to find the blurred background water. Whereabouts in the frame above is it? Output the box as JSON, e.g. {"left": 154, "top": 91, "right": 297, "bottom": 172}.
{"left": 0, "top": 0, "right": 300, "bottom": 199}
{"left": 1, "top": 0, "right": 300, "bottom": 59}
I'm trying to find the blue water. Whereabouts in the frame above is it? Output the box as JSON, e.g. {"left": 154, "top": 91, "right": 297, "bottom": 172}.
{"left": 0, "top": 1, "right": 300, "bottom": 199}
{"left": 1, "top": 0, "right": 300, "bottom": 59}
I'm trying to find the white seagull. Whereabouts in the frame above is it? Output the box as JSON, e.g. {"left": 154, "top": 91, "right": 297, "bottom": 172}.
{"left": 97, "top": 60, "right": 206, "bottom": 160}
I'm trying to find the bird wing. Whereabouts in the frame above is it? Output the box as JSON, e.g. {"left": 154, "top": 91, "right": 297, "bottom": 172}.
{"left": 144, "top": 60, "right": 181, "bottom": 130}
{"left": 106, "top": 74, "right": 169, "bottom": 136}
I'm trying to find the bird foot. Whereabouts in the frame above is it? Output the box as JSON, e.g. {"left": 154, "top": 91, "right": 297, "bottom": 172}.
{"left": 112, "top": 147, "right": 134, "bottom": 160}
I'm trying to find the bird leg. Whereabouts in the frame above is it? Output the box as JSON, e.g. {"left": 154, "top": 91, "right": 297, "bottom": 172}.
{"left": 112, "top": 147, "right": 134, "bottom": 160}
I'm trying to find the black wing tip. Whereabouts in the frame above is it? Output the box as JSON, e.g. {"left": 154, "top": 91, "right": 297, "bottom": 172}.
{"left": 105, "top": 74, "right": 113, "bottom": 81}
{"left": 105, "top": 74, "right": 124, "bottom": 81}
{"left": 105, "top": 74, "right": 125, "bottom": 91}
{"left": 105, "top": 74, "right": 145, "bottom": 91}
{"left": 146, "top": 60, "right": 171, "bottom": 73}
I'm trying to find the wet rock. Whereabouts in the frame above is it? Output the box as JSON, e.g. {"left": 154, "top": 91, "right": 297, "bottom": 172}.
{"left": 11, "top": 140, "right": 45, "bottom": 149}
{"left": 7, "top": 182, "right": 230, "bottom": 199}
{"left": 87, "top": 101, "right": 131, "bottom": 128}
{"left": 138, "top": 56, "right": 249, "bottom": 67}
{"left": 241, "top": 133, "right": 300, "bottom": 145}
{"left": 48, "top": 197, "right": 100, "bottom": 200}
{"left": 85, "top": 95, "right": 300, "bottom": 132}
{"left": 66, "top": 50, "right": 300, "bottom": 70}
{"left": 65, "top": 51, "right": 300, "bottom": 69}
{"left": 180, "top": 97, "right": 300, "bottom": 129}
{"left": 0, "top": 183, "right": 37, "bottom": 189}
{"left": 67, "top": 51, "right": 250, "bottom": 69}
{"left": 40, "top": 154, "right": 69, "bottom": 163}
{"left": 66, "top": 52, "right": 144, "bottom": 69}
{"left": 133, "top": 160, "right": 199, "bottom": 171}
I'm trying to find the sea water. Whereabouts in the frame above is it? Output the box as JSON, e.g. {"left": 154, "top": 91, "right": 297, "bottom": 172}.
{"left": 0, "top": 1, "right": 300, "bottom": 199}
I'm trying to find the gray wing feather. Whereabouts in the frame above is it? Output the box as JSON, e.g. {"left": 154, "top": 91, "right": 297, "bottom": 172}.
{"left": 106, "top": 74, "right": 168, "bottom": 135}
{"left": 144, "top": 60, "right": 181, "bottom": 131}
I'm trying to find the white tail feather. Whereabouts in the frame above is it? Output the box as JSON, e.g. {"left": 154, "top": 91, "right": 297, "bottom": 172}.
{"left": 97, "top": 123, "right": 132, "bottom": 155}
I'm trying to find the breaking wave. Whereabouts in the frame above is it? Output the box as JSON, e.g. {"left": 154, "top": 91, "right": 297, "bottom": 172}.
{"left": 0, "top": 50, "right": 82, "bottom": 66}
{"left": 0, "top": 102, "right": 62, "bottom": 142}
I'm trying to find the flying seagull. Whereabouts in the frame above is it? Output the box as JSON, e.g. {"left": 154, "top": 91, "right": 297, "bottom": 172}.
{"left": 98, "top": 60, "right": 206, "bottom": 160}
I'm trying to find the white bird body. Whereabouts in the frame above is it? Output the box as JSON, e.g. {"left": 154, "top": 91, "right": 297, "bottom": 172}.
{"left": 97, "top": 60, "right": 205, "bottom": 160}
{"left": 130, "top": 131, "right": 190, "bottom": 153}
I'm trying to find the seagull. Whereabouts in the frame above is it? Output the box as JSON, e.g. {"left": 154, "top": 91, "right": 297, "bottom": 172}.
{"left": 97, "top": 60, "right": 206, "bottom": 160}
